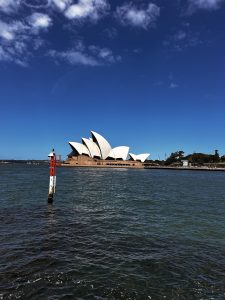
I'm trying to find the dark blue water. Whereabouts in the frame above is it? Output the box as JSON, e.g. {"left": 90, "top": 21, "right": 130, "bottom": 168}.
{"left": 0, "top": 164, "right": 225, "bottom": 299}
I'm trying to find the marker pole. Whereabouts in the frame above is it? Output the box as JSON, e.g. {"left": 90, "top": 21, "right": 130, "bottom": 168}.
{"left": 48, "top": 149, "right": 56, "bottom": 204}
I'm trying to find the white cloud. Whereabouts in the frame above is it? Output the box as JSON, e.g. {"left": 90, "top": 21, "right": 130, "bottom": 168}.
{"left": 0, "top": 0, "right": 20, "bottom": 13}
{"left": 49, "top": 49, "right": 99, "bottom": 66}
{"left": 0, "top": 22, "right": 14, "bottom": 40}
{"left": 0, "top": 43, "right": 28, "bottom": 66}
{"left": 98, "top": 48, "right": 114, "bottom": 60}
{"left": 0, "top": 20, "right": 29, "bottom": 65}
{"left": 0, "top": 20, "right": 26, "bottom": 41}
{"left": 49, "top": 42, "right": 120, "bottom": 66}
{"left": 115, "top": 2, "right": 160, "bottom": 29}
{"left": 51, "top": 0, "right": 72, "bottom": 11}
{"left": 0, "top": 16, "right": 51, "bottom": 66}
{"left": 188, "top": 0, "right": 224, "bottom": 12}
{"left": 28, "top": 13, "right": 52, "bottom": 29}
{"left": 0, "top": 0, "right": 117, "bottom": 67}
{"left": 89, "top": 45, "right": 121, "bottom": 63}
{"left": 65, "top": 0, "right": 109, "bottom": 21}
{"left": 0, "top": 45, "right": 25, "bottom": 65}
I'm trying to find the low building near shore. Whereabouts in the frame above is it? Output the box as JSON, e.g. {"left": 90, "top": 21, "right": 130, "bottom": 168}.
{"left": 182, "top": 160, "right": 189, "bottom": 167}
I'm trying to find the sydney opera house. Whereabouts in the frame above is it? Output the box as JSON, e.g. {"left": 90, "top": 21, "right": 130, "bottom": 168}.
{"left": 63, "top": 131, "right": 150, "bottom": 168}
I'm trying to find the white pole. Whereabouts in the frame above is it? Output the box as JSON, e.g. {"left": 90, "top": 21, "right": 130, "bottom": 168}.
{"left": 48, "top": 149, "right": 56, "bottom": 203}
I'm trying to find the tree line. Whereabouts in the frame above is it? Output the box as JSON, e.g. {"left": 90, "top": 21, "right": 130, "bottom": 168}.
{"left": 147, "top": 150, "right": 225, "bottom": 166}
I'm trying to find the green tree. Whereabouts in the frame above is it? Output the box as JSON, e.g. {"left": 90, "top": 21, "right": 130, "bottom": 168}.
{"left": 214, "top": 149, "right": 220, "bottom": 163}
{"left": 221, "top": 155, "right": 225, "bottom": 162}
{"left": 165, "top": 151, "right": 184, "bottom": 165}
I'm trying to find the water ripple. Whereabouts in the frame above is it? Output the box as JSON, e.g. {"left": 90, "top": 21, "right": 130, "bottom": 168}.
{"left": 0, "top": 165, "right": 225, "bottom": 299}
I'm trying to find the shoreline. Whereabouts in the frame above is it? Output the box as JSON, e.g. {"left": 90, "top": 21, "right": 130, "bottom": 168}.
{"left": 144, "top": 166, "right": 225, "bottom": 172}
{"left": 61, "top": 164, "right": 225, "bottom": 171}
{"left": 1, "top": 161, "right": 225, "bottom": 172}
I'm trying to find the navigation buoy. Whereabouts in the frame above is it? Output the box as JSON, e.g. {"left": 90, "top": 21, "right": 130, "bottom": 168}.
{"left": 48, "top": 149, "right": 56, "bottom": 204}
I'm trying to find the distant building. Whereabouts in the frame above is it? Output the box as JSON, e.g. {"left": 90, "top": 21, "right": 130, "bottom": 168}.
{"left": 64, "top": 130, "right": 150, "bottom": 168}
{"left": 182, "top": 160, "right": 189, "bottom": 167}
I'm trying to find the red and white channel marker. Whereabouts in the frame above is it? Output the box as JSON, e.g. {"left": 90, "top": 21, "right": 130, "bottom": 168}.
{"left": 48, "top": 149, "right": 56, "bottom": 203}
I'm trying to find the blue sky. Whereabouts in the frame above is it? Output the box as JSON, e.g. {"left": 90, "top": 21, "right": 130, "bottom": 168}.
{"left": 0, "top": 0, "right": 225, "bottom": 160}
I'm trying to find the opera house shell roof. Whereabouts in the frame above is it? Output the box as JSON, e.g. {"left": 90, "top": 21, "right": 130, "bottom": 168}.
{"left": 69, "top": 131, "right": 150, "bottom": 162}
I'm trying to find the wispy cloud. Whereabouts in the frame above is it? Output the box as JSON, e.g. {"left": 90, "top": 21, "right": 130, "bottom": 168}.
{"left": 0, "top": 0, "right": 115, "bottom": 67}
{"left": 89, "top": 45, "right": 121, "bottom": 63}
{"left": 163, "top": 27, "right": 202, "bottom": 52}
{"left": 0, "top": 15, "right": 51, "bottom": 66}
{"left": 49, "top": 41, "right": 121, "bottom": 66}
{"left": 0, "top": 43, "right": 28, "bottom": 67}
{"left": 0, "top": 20, "right": 25, "bottom": 41}
{"left": 103, "top": 27, "right": 117, "bottom": 40}
{"left": 187, "top": 0, "right": 224, "bottom": 13}
{"left": 0, "top": 0, "right": 20, "bottom": 13}
{"left": 169, "top": 72, "right": 179, "bottom": 89}
{"left": 0, "top": 0, "right": 176, "bottom": 68}
{"left": 173, "top": 30, "right": 187, "bottom": 41}
{"left": 49, "top": 49, "right": 99, "bottom": 66}
{"left": 64, "top": 0, "right": 109, "bottom": 21}
{"left": 170, "top": 82, "right": 178, "bottom": 89}
{"left": 115, "top": 2, "right": 160, "bottom": 29}
{"left": 0, "top": 21, "right": 25, "bottom": 64}
{"left": 0, "top": 0, "right": 118, "bottom": 67}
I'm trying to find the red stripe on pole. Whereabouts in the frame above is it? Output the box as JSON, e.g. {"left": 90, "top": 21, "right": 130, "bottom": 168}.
{"left": 50, "top": 155, "right": 56, "bottom": 176}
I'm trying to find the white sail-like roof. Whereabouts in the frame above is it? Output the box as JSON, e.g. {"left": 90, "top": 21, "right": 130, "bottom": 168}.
{"left": 129, "top": 153, "right": 137, "bottom": 161}
{"left": 129, "top": 153, "right": 150, "bottom": 162}
{"left": 137, "top": 153, "right": 150, "bottom": 162}
{"left": 108, "top": 146, "right": 129, "bottom": 160}
{"left": 69, "top": 131, "right": 150, "bottom": 162}
{"left": 91, "top": 131, "right": 112, "bottom": 159}
{"left": 82, "top": 138, "right": 101, "bottom": 158}
{"left": 69, "top": 142, "right": 90, "bottom": 156}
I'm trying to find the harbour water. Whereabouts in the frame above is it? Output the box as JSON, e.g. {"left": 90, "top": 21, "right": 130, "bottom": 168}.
{"left": 0, "top": 164, "right": 225, "bottom": 299}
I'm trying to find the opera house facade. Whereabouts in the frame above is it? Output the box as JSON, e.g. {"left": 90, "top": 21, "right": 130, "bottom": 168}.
{"left": 63, "top": 131, "right": 150, "bottom": 168}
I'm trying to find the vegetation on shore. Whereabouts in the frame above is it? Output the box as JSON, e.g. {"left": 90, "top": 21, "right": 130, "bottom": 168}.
{"left": 146, "top": 150, "right": 225, "bottom": 167}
